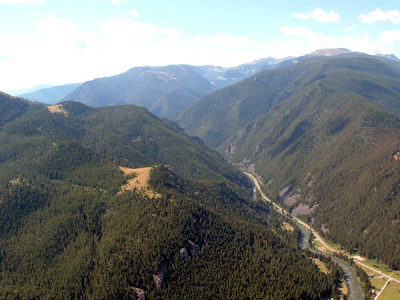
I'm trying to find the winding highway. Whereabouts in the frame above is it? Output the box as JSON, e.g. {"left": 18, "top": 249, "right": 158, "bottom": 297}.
{"left": 245, "top": 172, "right": 363, "bottom": 300}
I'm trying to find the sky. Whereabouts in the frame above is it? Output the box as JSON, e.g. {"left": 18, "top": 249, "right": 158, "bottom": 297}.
{"left": 1, "top": 0, "right": 400, "bottom": 92}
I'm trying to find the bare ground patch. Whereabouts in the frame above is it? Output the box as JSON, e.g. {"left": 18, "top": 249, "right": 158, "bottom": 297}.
{"left": 292, "top": 204, "right": 318, "bottom": 216}
{"left": 47, "top": 104, "right": 68, "bottom": 117}
{"left": 312, "top": 258, "right": 329, "bottom": 274}
{"left": 119, "top": 166, "right": 160, "bottom": 198}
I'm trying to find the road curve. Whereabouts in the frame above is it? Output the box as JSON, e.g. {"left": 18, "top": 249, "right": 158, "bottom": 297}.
{"left": 245, "top": 172, "right": 363, "bottom": 300}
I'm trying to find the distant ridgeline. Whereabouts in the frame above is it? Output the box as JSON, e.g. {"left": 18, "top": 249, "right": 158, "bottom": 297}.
{"left": 175, "top": 55, "right": 400, "bottom": 270}
{"left": 0, "top": 92, "right": 342, "bottom": 299}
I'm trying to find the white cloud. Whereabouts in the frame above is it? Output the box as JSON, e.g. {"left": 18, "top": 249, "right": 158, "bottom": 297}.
{"left": 360, "top": 9, "right": 400, "bottom": 25}
{"left": 0, "top": 54, "right": 11, "bottom": 60}
{"left": 110, "top": 0, "right": 127, "bottom": 5}
{"left": 270, "top": 25, "right": 384, "bottom": 58}
{"left": 188, "top": 33, "right": 258, "bottom": 48}
{"left": 292, "top": 13, "right": 308, "bottom": 20}
{"left": 1, "top": 13, "right": 397, "bottom": 92}
{"left": 379, "top": 29, "right": 400, "bottom": 44}
{"left": 292, "top": 7, "right": 341, "bottom": 23}
{"left": 343, "top": 25, "right": 356, "bottom": 32}
{"left": 101, "top": 17, "right": 182, "bottom": 40}
{"left": 127, "top": 9, "right": 139, "bottom": 18}
{"left": 0, "top": 0, "right": 44, "bottom": 3}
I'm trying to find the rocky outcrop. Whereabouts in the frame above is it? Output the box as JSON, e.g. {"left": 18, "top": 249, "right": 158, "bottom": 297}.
{"left": 153, "top": 265, "right": 167, "bottom": 290}
{"left": 133, "top": 288, "right": 145, "bottom": 300}
{"left": 188, "top": 240, "right": 200, "bottom": 256}
{"left": 180, "top": 247, "right": 189, "bottom": 258}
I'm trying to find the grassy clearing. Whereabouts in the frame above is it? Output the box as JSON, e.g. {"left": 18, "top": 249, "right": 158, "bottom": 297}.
{"left": 282, "top": 222, "right": 294, "bottom": 231}
{"left": 47, "top": 104, "right": 68, "bottom": 116}
{"left": 371, "top": 276, "right": 387, "bottom": 291}
{"left": 378, "top": 281, "right": 400, "bottom": 300}
{"left": 119, "top": 166, "right": 161, "bottom": 198}
{"left": 357, "top": 258, "right": 400, "bottom": 282}
{"left": 312, "top": 258, "right": 329, "bottom": 274}
{"left": 312, "top": 239, "right": 328, "bottom": 253}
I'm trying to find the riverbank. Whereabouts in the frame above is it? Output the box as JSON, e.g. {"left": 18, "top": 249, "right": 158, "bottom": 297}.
{"left": 245, "top": 172, "right": 363, "bottom": 300}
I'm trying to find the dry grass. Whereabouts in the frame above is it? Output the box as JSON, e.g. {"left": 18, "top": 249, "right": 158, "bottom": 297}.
{"left": 339, "top": 279, "right": 349, "bottom": 298}
{"left": 9, "top": 178, "right": 20, "bottom": 185}
{"left": 119, "top": 166, "right": 160, "bottom": 198}
{"left": 47, "top": 104, "right": 68, "bottom": 116}
{"left": 312, "top": 258, "right": 329, "bottom": 274}
{"left": 282, "top": 222, "right": 294, "bottom": 231}
{"left": 371, "top": 277, "right": 388, "bottom": 291}
{"left": 378, "top": 281, "right": 400, "bottom": 300}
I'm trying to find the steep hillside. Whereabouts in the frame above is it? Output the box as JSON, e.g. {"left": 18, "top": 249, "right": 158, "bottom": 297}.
{"left": 18, "top": 83, "right": 81, "bottom": 104}
{"left": 175, "top": 57, "right": 400, "bottom": 149}
{"left": 62, "top": 65, "right": 216, "bottom": 117}
{"left": 0, "top": 94, "right": 342, "bottom": 299}
{"left": 175, "top": 56, "right": 400, "bottom": 269}
{"left": 2, "top": 100, "right": 248, "bottom": 186}
{"left": 0, "top": 92, "right": 30, "bottom": 126}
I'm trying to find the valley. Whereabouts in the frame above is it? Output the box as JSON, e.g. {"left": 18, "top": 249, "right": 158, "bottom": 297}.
{"left": 2, "top": 49, "right": 400, "bottom": 299}
{"left": 247, "top": 171, "right": 400, "bottom": 299}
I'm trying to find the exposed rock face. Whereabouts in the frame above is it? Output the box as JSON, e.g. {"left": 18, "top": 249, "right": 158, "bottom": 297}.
{"left": 188, "top": 240, "right": 200, "bottom": 256}
{"left": 153, "top": 265, "right": 167, "bottom": 290}
{"left": 134, "top": 288, "right": 145, "bottom": 300}
{"left": 180, "top": 247, "right": 189, "bottom": 258}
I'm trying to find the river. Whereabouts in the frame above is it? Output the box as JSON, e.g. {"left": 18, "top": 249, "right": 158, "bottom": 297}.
{"left": 296, "top": 222, "right": 363, "bottom": 300}
{"left": 246, "top": 173, "right": 363, "bottom": 299}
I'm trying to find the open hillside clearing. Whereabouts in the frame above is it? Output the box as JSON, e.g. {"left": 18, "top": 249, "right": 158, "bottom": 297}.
{"left": 119, "top": 166, "right": 161, "bottom": 198}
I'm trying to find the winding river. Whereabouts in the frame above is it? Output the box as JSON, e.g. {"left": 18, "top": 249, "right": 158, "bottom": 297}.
{"left": 296, "top": 222, "right": 363, "bottom": 300}
{"left": 246, "top": 173, "right": 363, "bottom": 300}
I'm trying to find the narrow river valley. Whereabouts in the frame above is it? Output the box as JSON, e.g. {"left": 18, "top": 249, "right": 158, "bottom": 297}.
{"left": 296, "top": 223, "right": 363, "bottom": 300}
{"left": 247, "top": 173, "right": 363, "bottom": 300}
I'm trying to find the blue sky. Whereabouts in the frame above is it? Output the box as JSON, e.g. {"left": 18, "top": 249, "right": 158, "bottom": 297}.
{"left": 1, "top": 0, "right": 400, "bottom": 91}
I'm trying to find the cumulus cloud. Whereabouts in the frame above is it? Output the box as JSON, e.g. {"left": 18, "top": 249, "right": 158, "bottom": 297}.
{"left": 0, "top": 54, "right": 11, "bottom": 60}
{"left": 1, "top": 11, "right": 396, "bottom": 91}
{"left": 127, "top": 9, "right": 139, "bottom": 18}
{"left": 292, "top": 13, "right": 309, "bottom": 20}
{"left": 292, "top": 8, "right": 341, "bottom": 23}
{"left": 379, "top": 29, "right": 400, "bottom": 44}
{"left": 101, "top": 17, "right": 182, "bottom": 40}
{"left": 360, "top": 9, "right": 400, "bottom": 25}
{"left": 270, "top": 25, "right": 384, "bottom": 58}
{"left": 0, "top": 0, "right": 44, "bottom": 3}
{"left": 343, "top": 25, "right": 356, "bottom": 32}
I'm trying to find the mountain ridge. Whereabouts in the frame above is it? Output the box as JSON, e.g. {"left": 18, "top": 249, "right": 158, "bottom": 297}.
{"left": 0, "top": 93, "right": 342, "bottom": 299}
{"left": 174, "top": 55, "right": 400, "bottom": 269}
{"left": 62, "top": 65, "right": 216, "bottom": 117}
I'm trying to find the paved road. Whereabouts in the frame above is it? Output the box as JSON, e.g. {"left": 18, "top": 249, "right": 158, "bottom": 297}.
{"left": 353, "top": 260, "right": 400, "bottom": 284}
{"left": 245, "top": 172, "right": 363, "bottom": 300}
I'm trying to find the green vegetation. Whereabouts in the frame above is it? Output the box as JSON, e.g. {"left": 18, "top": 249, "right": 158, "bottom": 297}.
{"left": 0, "top": 96, "right": 340, "bottom": 299}
{"left": 175, "top": 56, "right": 400, "bottom": 270}
{"left": 63, "top": 65, "right": 216, "bottom": 117}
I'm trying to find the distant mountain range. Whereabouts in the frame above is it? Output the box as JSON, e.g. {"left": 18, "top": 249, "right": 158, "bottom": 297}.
{"left": 18, "top": 83, "right": 81, "bottom": 105}
{"left": 14, "top": 49, "right": 400, "bottom": 117}
{"left": 61, "top": 65, "right": 216, "bottom": 117}
{"left": 174, "top": 54, "right": 400, "bottom": 269}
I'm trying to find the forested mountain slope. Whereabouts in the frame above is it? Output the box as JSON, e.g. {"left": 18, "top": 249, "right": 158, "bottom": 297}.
{"left": 62, "top": 65, "right": 216, "bottom": 117}
{"left": 0, "top": 95, "right": 341, "bottom": 299}
{"left": 175, "top": 56, "right": 400, "bottom": 269}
